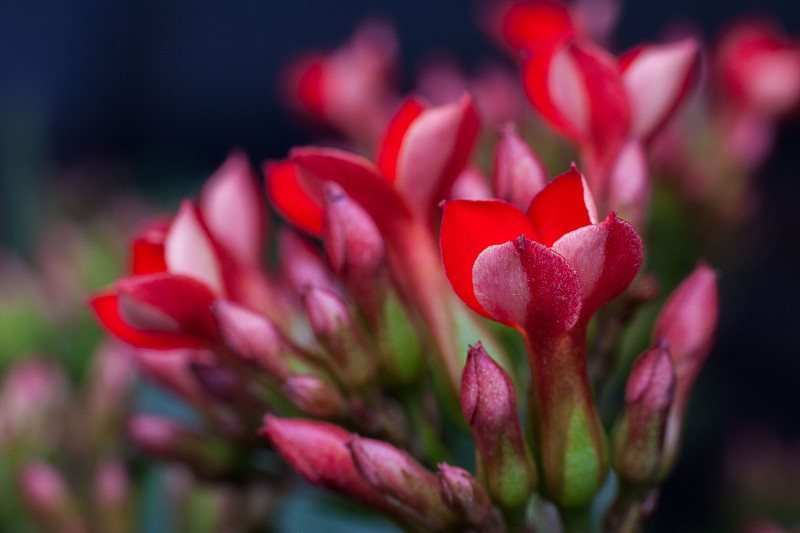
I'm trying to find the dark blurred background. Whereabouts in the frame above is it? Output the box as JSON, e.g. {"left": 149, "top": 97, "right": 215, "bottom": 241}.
{"left": 1, "top": 1, "right": 799, "bottom": 531}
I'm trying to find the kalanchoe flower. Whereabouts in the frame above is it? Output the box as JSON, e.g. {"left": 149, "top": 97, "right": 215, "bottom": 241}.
{"left": 460, "top": 342, "right": 536, "bottom": 509}
{"left": 716, "top": 19, "right": 800, "bottom": 118}
{"left": 612, "top": 344, "right": 676, "bottom": 484}
{"left": 441, "top": 165, "right": 643, "bottom": 508}
{"left": 90, "top": 152, "right": 280, "bottom": 348}
{"left": 348, "top": 435, "right": 459, "bottom": 532}
{"left": 652, "top": 263, "right": 719, "bottom": 476}
{"left": 281, "top": 21, "right": 399, "bottom": 145}
{"left": 267, "top": 94, "right": 485, "bottom": 391}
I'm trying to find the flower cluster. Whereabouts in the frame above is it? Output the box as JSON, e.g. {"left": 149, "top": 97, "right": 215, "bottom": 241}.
{"left": 85, "top": 1, "right": 799, "bottom": 532}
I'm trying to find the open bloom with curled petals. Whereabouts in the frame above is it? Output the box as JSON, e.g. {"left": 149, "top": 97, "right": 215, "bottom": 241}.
{"left": 441, "top": 164, "right": 643, "bottom": 342}
{"left": 90, "top": 152, "right": 275, "bottom": 349}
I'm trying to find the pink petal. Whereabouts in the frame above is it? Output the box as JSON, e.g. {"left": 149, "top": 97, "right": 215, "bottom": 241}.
{"left": 164, "top": 201, "right": 225, "bottom": 295}
{"left": 527, "top": 165, "right": 597, "bottom": 247}
{"left": 440, "top": 200, "right": 536, "bottom": 320}
{"left": 200, "top": 150, "right": 266, "bottom": 267}
{"left": 493, "top": 121, "right": 549, "bottom": 209}
{"left": 606, "top": 139, "right": 650, "bottom": 229}
{"left": 264, "top": 159, "right": 324, "bottom": 237}
{"left": 448, "top": 166, "right": 492, "bottom": 201}
{"left": 472, "top": 235, "right": 582, "bottom": 334}
{"left": 620, "top": 38, "right": 700, "bottom": 141}
{"left": 551, "top": 212, "right": 643, "bottom": 322}
{"left": 394, "top": 93, "right": 481, "bottom": 220}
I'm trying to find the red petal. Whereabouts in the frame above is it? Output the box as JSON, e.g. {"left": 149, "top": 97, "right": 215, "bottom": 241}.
{"left": 131, "top": 218, "right": 171, "bottom": 275}
{"left": 500, "top": 0, "right": 575, "bottom": 53}
{"left": 472, "top": 235, "right": 582, "bottom": 334}
{"left": 117, "top": 274, "right": 220, "bottom": 343}
{"left": 394, "top": 94, "right": 481, "bottom": 220}
{"left": 297, "top": 59, "right": 327, "bottom": 119}
{"left": 376, "top": 97, "right": 426, "bottom": 183}
{"left": 570, "top": 42, "right": 631, "bottom": 163}
{"left": 493, "top": 121, "right": 549, "bottom": 209}
{"left": 290, "top": 147, "right": 413, "bottom": 243}
{"left": 200, "top": 150, "right": 266, "bottom": 267}
{"left": 551, "top": 212, "right": 643, "bottom": 322}
{"left": 523, "top": 42, "right": 630, "bottom": 164}
{"left": 620, "top": 39, "right": 700, "bottom": 142}
{"left": 527, "top": 165, "right": 597, "bottom": 247}
{"left": 89, "top": 290, "right": 205, "bottom": 349}
{"left": 440, "top": 200, "right": 535, "bottom": 320}
{"left": 265, "top": 159, "right": 324, "bottom": 237}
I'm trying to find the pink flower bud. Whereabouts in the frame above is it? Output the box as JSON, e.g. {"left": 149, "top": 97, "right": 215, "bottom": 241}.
{"left": 0, "top": 358, "right": 67, "bottom": 447}
{"left": 437, "top": 463, "right": 494, "bottom": 529}
{"left": 322, "top": 183, "right": 384, "bottom": 278}
{"left": 213, "top": 300, "right": 290, "bottom": 381}
{"left": 348, "top": 435, "right": 458, "bottom": 531}
{"left": 279, "top": 229, "right": 338, "bottom": 296}
{"left": 493, "top": 121, "right": 548, "bottom": 210}
{"left": 460, "top": 342, "right": 535, "bottom": 509}
{"left": 653, "top": 263, "right": 718, "bottom": 402}
{"left": 283, "top": 375, "right": 345, "bottom": 418}
{"left": 19, "top": 462, "right": 88, "bottom": 533}
{"left": 260, "top": 416, "right": 386, "bottom": 509}
{"left": 612, "top": 345, "right": 676, "bottom": 484}
{"left": 653, "top": 263, "right": 719, "bottom": 475}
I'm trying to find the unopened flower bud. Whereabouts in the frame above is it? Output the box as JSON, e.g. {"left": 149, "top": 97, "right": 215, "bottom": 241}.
{"left": 279, "top": 229, "right": 338, "bottom": 296}
{"left": 0, "top": 358, "right": 67, "bottom": 448}
{"left": 322, "top": 183, "right": 384, "bottom": 280}
{"left": 349, "top": 435, "right": 458, "bottom": 531}
{"left": 19, "top": 462, "right": 88, "bottom": 533}
{"left": 612, "top": 345, "right": 675, "bottom": 484}
{"left": 302, "top": 285, "right": 375, "bottom": 386}
{"left": 461, "top": 342, "right": 535, "bottom": 509}
{"left": 92, "top": 460, "right": 130, "bottom": 533}
{"left": 493, "top": 121, "right": 548, "bottom": 210}
{"left": 653, "top": 263, "right": 719, "bottom": 476}
{"left": 128, "top": 415, "right": 237, "bottom": 478}
{"left": 283, "top": 375, "right": 345, "bottom": 418}
{"left": 437, "top": 463, "right": 493, "bottom": 528}
{"left": 260, "top": 416, "right": 386, "bottom": 509}
{"left": 213, "top": 299, "right": 290, "bottom": 381}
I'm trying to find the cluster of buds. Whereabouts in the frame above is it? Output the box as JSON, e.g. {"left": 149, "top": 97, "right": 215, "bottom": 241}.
{"left": 85, "top": 1, "right": 798, "bottom": 532}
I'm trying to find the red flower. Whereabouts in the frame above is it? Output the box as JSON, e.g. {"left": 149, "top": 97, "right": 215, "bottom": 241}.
{"left": 441, "top": 164, "right": 642, "bottom": 339}
{"left": 90, "top": 152, "right": 273, "bottom": 349}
